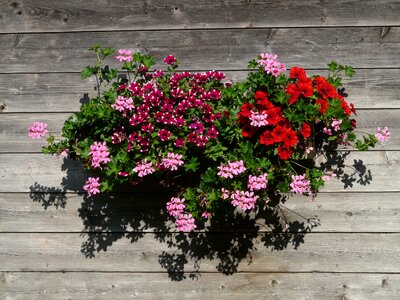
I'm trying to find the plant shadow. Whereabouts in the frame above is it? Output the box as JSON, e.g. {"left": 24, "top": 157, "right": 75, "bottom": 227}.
{"left": 29, "top": 150, "right": 371, "bottom": 281}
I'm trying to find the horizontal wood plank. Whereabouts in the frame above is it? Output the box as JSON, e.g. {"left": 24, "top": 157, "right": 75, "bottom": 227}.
{"left": 1, "top": 232, "right": 399, "bottom": 272}
{"left": 0, "top": 151, "right": 399, "bottom": 192}
{"left": 1, "top": 272, "right": 399, "bottom": 299}
{"left": 1, "top": 27, "right": 400, "bottom": 73}
{"left": 1, "top": 110, "right": 398, "bottom": 152}
{"left": 2, "top": 69, "right": 400, "bottom": 113}
{"left": 1, "top": 192, "right": 399, "bottom": 233}
{"left": 1, "top": 0, "right": 399, "bottom": 33}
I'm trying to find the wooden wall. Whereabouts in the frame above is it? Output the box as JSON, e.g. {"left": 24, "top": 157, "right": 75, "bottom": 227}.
{"left": 1, "top": 0, "right": 400, "bottom": 298}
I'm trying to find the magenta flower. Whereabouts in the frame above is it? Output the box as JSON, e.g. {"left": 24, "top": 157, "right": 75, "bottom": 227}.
{"left": 174, "top": 139, "right": 185, "bottom": 148}
{"left": 115, "top": 49, "right": 133, "bottom": 62}
{"left": 88, "top": 141, "right": 111, "bottom": 169}
{"left": 230, "top": 190, "right": 259, "bottom": 211}
{"left": 290, "top": 174, "right": 311, "bottom": 194}
{"left": 133, "top": 160, "right": 154, "bottom": 177}
{"left": 158, "top": 129, "right": 171, "bottom": 141}
{"left": 375, "top": 127, "right": 390, "bottom": 143}
{"left": 164, "top": 55, "right": 177, "bottom": 65}
{"left": 166, "top": 197, "right": 186, "bottom": 217}
{"left": 83, "top": 177, "right": 101, "bottom": 197}
{"left": 175, "top": 213, "right": 197, "bottom": 232}
{"left": 28, "top": 122, "right": 49, "bottom": 139}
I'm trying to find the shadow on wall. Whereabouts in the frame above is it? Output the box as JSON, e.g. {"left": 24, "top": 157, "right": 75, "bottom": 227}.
{"left": 29, "top": 150, "right": 372, "bottom": 281}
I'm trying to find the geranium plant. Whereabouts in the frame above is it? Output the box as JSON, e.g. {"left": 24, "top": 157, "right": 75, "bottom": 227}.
{"left": 28, "top": 46, "right": 390, "bottom": 232}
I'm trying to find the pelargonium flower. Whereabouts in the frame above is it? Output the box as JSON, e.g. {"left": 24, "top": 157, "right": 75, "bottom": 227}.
{"left": 331, "top": 119, "right": 342, "bottom": 131}
{"left": 133, "top": 160, "right": 155, "bottom": 177}
{"left": 217, "top": 160, "right": 247, "bottom": 178}
{"left": 375, "top": 127, "right": 390, "bottom": 142}
{"left": 166, "top": 197, "right": 186, "bottom": 217}
{"left": 88, "top": 142, "right": 111, "bottom": 169}
{"left": 290, "top": 174, "right": 311, "bottom": 194}
{"left": 111, "top": 96, "right": 134, "bottom": 113}
{"left": 248, "top": 173, "right": 268, "bottom": 191}
{"left": 161, "top": 152, "right": 184, "bottom": 171}
{"left": 164, "top": 55, "right": 177, "bottom": 65}
{"left": 250, "top": 111, "right": 269, "bottom": 127}
{"left": 230, "top": 190, "right": 259, "bottom": 211}
{"left": 28, "top": 122, "right": 49, "bottom": 139}
{"left": 258, "top": 53, "right": 286, "bottom": 77}
{"left": 115, "top": 49, "right": 133, "bottom": 62}
{"left": 83, "top": 177, "right": 101, "bottom": 197}
{"left": 221, "top": 188, "right": 230, "bottom": 199}
{"left": 175, "top": 213, "right": 197, "bottom": 232}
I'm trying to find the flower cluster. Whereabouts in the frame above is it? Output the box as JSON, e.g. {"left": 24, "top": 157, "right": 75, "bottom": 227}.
{"left": 31, "top": 46, "right": 391, "bottom": 232}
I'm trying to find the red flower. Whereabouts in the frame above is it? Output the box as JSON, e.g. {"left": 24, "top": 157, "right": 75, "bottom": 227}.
{"left": 350, "top": 119, "right": 357, "bottom": 128}
{"left": 300, "top": 122, "right": 311, "bottom": 139}
{"left": 254, "top": 91, "right": 268, "bottom": 101}
{"left": 297, "top": 79, "right": 314, "bottom": 98}
{"left": 271, "top": 125, "right": 287, "bottom": 142}
{"left": 286, "top": 83, "right": 300, "bottom": 105}
{"left": 312, "top": 76, "right": 327, "bottom": 89}
{"left": 266, "top": 107, "right": 284, "bottom": 125}
{"left": 289, "top": 67, "right": 307, "bottom": 80}
{"left": 350, "top": 103, "right": 357, "bottom": 115}
{"left": 278, "top": 145, "right": 293, "bottom": 160}
{"left": 316, "top": 81, "right": 337, "bottom": 99}
{"left": 282, "top": 128, "right": 299, "bottom": 147}
{"left": 316, "top": 98, "right": 329, "bottom": 114}
{"left": 242, "top": 124, "right": 256, "bottom": 138}
{"left": 260, "top": 130, "right": 275, "bottom": 145}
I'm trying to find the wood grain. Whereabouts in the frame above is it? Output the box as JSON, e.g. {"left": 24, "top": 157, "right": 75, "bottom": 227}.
{"left": 1, "top": 192, "right": 399, "bottom": 233}
{"left": 1, "top": 232, "right": 400, "bottom": 272}
{"left": 1, "top": 110, "right": 399, "bottom": 152}
{"left": 1, "top": 27, "right": 400, "bottom": 73}
{"left": 1, "top": 69, "right": 400, "bottom": 113}
{"left": 1, "top": 0, "right": 399, "bottom": 33}
{"left": 0, "top": 151, "right": 399, "bottom": 192}
{"left": 1, "top": 272, "right": 399, "bottom": 300}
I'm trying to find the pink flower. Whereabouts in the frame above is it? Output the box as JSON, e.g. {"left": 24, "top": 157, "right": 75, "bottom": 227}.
{"left": 164, "top": 55, "right": 177, "bottom": 65}
{"left": 323, "top": 127, "right": 332, "bottom": 136}
{"left": 322, "top": 172, "right": 336, "bottom": 182}
{"left": 133, "top": 160, "right": 154, "bottom": 177}
{"left": 88, "top": 142, "right": 111, "bottom": 169}
{"left": 55, "top": 149, "right": 68, "bottom": 159}
{"left": 331, "top": 119, "right": 342, "bottom": 131}
{"left": 290, "top": 174, "right": 311, "bottom": 194}
{"left": 250, "top": 111, "right": 269, "bottom": 127}
{"left": 230, "top": 190, "right": 259, "bottom": 211}
{"left": 375, "top": 127, "right": 390, "bottom": 143}
{"left": 158, "top": 129, "right": 171, "bottom": 141}
{"left": 258, "top": 53, "right": 286, "bottom": 77}
{"left": 166, "top": 197, "right": 186, "bottom": 217}
{"left": 248, "top": 173, "right": 268, "bottom": 191}
{"left": 201, "top": 211, "right": 213, "bottom": 219}
{"left": 217, "top": 160, "right": 246, "bottom": 178}
{"left": 221, "top": 188, "right": 230, "bottom": 199}
{"left": 175, "top": 213, "right": 197, "bottom": 232}
{"left": 115, "top": 49, "right": 133, "bottom": 62}
{"left": 83, "top": 177, "right": 101, "bottom": 197}
{"left": 111, "top": 96, "right": 134, "bottom": 113}
{"left": 28, "top": 122, "right": 49, "bottom": 139}
{"left": 161, "top": 152, "right": 184, "bottom": 171}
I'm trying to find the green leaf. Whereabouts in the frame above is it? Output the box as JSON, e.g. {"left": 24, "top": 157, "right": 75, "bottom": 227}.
{"left": 100, "top": 47, "right": 115, "bottom": 57}
{"left": 88, "top": 43, "right": 101, "bottom": 51}
{"left": 81, "top": 66, "right": 97, "bottom": 79}
{"left": 184, "top": 157, "right": 200, "bottom": 172}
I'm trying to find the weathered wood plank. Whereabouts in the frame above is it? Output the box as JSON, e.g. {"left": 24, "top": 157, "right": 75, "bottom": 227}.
{"left": 1, "top": 110, "right": 398, "bottom": 152}
{"left": 1, "top": 192, "right": 399, "bottom": 233}
{"left": 1, "top": 27, "right": 400, "bottom": 73}
{"left": 2, "top": 69, "right": 400, "bottom": 113}
{"left": 1, "top": 232, "right": 399, "bottom": 272}
{"left": 1, "top": 0, "right": 399, "bottom": 33}
{"left": 1, "top": 272, "right": 399, "bottom": 300}
{"left": 0, "top": 151, "right": 399, "bottom": 192}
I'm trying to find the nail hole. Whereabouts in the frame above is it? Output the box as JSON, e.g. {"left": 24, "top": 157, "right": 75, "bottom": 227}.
{"left": 11, "top": 2, "right": 19, "bottom": 8}
{"left": 16, "top": 10, "right": 22, "bottom": 15}
{"left": 63, "top": 17, "right": 68, "bottom": 22}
